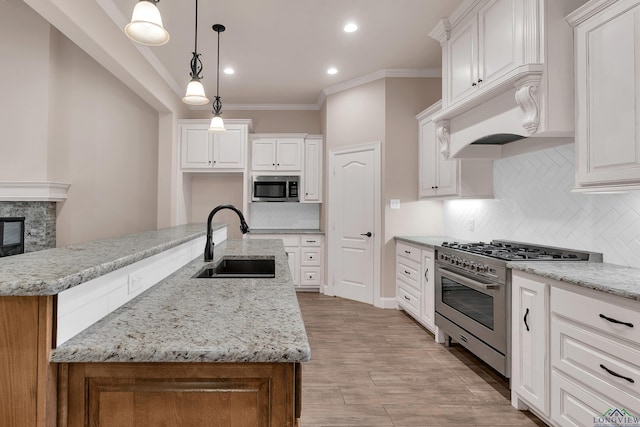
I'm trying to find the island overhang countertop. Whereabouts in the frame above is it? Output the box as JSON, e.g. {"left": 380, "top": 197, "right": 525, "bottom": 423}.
{"left": 50, "top": 238, "right": 311, "bottom": 364}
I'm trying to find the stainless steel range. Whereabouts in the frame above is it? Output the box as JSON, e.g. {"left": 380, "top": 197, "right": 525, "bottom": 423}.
{"left": 434, "top": 240, "right": 602, "bottom": 378}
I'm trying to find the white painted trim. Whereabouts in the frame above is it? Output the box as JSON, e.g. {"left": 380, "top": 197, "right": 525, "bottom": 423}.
{"left": 0, "top": 182, "right": 71, "bottom": 202}
{"left": 416, "top": 100, "right": 443, "bottom": 121}
{"left": 327, "top": 141, "right": 382, "bottom": 308}
{"left": 323, "top": 68, "right": 442, "bottom": 97}
{"left": 378, "top": 297, "right": 399, "bottom": 309}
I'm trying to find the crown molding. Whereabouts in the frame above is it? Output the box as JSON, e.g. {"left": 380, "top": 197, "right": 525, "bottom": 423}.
{"left": 0, "top": 182, "right": 70, "bottom": 202}
{"left": 322, "top": 68, "right": 441, "bottom": 97}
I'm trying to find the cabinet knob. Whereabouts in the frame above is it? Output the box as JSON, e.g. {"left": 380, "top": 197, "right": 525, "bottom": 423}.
{"left": 208, "top": 161, "right": 212, "bottom": 164}
{"left": 472, "top": 82, "right": 477, "bottom": 87}
{"left": 478, "top": 78, "right": 483, "bottom": 83}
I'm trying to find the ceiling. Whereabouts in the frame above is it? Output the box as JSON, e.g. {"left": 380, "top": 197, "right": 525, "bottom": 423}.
{"left": 105, "top": 0, "right": 462, "bottom": 109}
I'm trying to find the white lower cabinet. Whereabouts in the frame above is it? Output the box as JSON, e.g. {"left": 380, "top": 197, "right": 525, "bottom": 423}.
{"left": 248, "top": 233, "right": 323, "bottom": 291}
{"left": 511, "top": 271, "right": 549, "bottom": 418}
{"left": 395, "top": 241, "right": 437, "bottom": 335}
{"left": 511, "top": 271, "right": 640, "bottom": 426}
{"left": 551, "top": 287, "right": 640, "bottom": 426}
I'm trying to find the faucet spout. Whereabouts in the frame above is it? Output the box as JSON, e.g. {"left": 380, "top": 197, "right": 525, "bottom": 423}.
{"left": 204, "top": 204, "right": 250, "bottom": 262}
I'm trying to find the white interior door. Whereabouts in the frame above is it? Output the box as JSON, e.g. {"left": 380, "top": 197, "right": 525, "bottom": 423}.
{"left": 329, "top": 143, "right": 380, "bottom": 305}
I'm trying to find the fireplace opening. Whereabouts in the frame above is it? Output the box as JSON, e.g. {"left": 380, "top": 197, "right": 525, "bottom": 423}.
{"left": 0, "top": 217, "right": 25, "bottom": 257}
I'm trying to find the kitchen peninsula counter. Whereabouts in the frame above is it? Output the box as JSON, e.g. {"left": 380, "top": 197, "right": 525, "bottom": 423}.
{"left": 51, "top": 238, "right": 310, "bottom": 363}
{"left": 394, "top": 235, "right": 468, "bottom": 248}
{"left": 0, "top": 223, "right": 225, "bottom": 296}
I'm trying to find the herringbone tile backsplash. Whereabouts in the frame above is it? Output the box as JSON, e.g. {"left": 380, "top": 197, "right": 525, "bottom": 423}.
{"left": 443, "top": 144, "right": 640, "bottom": 268}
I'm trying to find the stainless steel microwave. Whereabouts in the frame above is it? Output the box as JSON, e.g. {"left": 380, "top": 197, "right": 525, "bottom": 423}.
{"left": 252, "top": 175, "right": 300, "bottom": 202}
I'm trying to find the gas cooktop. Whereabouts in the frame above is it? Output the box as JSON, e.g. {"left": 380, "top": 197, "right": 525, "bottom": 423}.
{"left": 439, "top": 240, "right": 602, "bottom": 262}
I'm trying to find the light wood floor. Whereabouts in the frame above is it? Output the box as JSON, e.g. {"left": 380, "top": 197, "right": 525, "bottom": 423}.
{"left": 297, "top": 293, "right": 547, "bottom": 427}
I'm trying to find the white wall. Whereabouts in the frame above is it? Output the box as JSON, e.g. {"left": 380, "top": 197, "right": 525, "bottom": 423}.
{"left": 0, "top": 0, "right": 51, "bottom": 181}
{"left": 48, "top": 27, "right": 159, "bottom": 246}
{"left": 444, "top": 144, "right": 640, "bottom": 267}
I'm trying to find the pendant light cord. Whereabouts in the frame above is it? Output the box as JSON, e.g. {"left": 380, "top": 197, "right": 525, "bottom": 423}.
{"left": 188, "top": 0, "right": 203, "bottom": 80}
{"left": 212, "top": 24, "right": 225, "bottom": 116}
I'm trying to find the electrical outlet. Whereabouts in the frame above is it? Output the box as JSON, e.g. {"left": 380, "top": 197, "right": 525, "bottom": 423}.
{"left": 466, "top": 218, "right": 475, "bottom": 231}
{"left": 390, "top": 199, "right": 401, "bottom": 210}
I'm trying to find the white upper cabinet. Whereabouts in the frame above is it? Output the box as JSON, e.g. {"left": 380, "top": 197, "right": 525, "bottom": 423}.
{"left": 429, "top": 0, "right": 581, "bottom": 159}
{"left": 417, "top": 101, "right": 493, "bottom": 199}
{"left": 303, "top": 136, "right": 323, "bottom": 202}
{"left": 568, "top": 0, "right": 640, "bottom": 192}
{"left": 441, "top": 0, "right": 527, "bottom": 109}
{"left": 251, "top": 137, "right": 303, "bottom": 172}
{"left": 180, "top": 120, "right": 249, "bottom": 171}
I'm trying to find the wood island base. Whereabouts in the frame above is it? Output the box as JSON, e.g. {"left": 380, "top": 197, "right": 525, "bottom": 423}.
{"left": 57, "top": 362, "right": 302, "bottom": 427}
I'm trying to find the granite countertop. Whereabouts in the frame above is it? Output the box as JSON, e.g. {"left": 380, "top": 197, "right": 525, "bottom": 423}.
{"left": 0, "top": 223, "right": 224, "bottom": 296}
{"left": 50, "top": 239, "right": 310, "bottom": 364}
{"left": 249, "top": 228, "right": 324, "bottom": 235}
{"left": 394, "top": 235, "right": 467, "bottom": 248}
{"left": 509, "top": 261, "right": 640, "bottom": 301}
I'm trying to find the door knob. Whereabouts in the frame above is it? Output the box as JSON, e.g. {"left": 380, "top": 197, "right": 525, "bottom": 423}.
{"left": 360, "top": 232, "right": 372, "bottom": 237}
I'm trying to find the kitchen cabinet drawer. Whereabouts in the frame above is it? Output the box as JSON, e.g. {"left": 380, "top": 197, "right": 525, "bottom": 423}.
{"left": 551, "top": 371, "right": 620, "bottom": 427}
{"left": 248, "top": 234, "right": 300, "bottom": 247}
{"left": 552, "top": 287, "right": 640, "bottom": 346}
{"left": 300, "top": 248, "right": 321, "bottom": 267}
{"left": 552, "top": 316, "right": 640, "bottom": 405}
{"left": 300, "top": 236, "right": 322, "bottom": 247}
{"left": 300, "top": 268, "right": 321, "bottom": 286}
{"left": 396, "top": 259, "right": 420, "bottom": 291}
{"left": 396, "top": 242, "right": 421, "bottom": 263}
{"left": 397, "top": 283, "right": 421, "bottom": 316}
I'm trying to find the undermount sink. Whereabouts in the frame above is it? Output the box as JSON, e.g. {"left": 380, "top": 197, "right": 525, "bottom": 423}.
{"left": 194, "top": 256, "right": 275, "bottom": 279}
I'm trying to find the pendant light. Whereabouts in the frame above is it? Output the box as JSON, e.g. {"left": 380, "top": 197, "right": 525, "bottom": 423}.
{"left": 125, "top": 0, "right": 170, "bottom": 46}
{"left": 208, "top": 24, "right": 226, "bottom": 132}
{"left": 182, "top": 0, "right": 209, "bottom": 105}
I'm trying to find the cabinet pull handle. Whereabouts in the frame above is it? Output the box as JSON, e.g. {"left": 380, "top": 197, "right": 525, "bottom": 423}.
{"left": 424, "top": 268, "right": 428, "bottom": 282}
{"left": 404, "top": 270, "right": 410, "bottom": 275}
{"left": 599, "top": 314, "right": 634, "bottom": 328}
{"left": 600, "top": 364, "right": 634, "bottom": 383}
{"left": 404, "top": 295, "right": 410, "bottom": 301}
{"left": 404, "top": 250, "right": 411, "bottom": 254}
{"left": 459, "top": 334, "right": 468, "bottom": 343}
{"left": 306, "top": 240, "right": 316, "bottom": 243}
{"left": 524, "top": 308, "right": 530, "bottom": 331}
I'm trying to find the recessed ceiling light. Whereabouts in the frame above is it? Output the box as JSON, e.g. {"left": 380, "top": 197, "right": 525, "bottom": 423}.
{"left": 223, "top": 67, "right": 235, "bottom": 75}
{"left": 344, "top": 22, "right": 358, "bottom": 33}
{"left": 327, "top": 67, "right": 338, "bottom": 75}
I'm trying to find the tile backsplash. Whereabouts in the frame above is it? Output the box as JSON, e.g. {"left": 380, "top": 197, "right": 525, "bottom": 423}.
{"left": 444, "top": 144, "right": 640, "bottom": 268}
{"left": 249, "top": 202, "right": 320, "bottom": 229}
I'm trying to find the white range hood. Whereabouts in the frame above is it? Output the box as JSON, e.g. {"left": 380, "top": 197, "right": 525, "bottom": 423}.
{"left": 428, "top": 0, "right": 581, "bottom": 160}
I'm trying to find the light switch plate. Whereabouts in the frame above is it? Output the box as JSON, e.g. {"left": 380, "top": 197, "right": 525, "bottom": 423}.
{"left": 390, "top": 199, "right": 401, "bottom": 209}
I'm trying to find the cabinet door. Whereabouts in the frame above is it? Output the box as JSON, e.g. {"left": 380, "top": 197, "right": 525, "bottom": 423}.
{"left": 512, "top": 273, "right": 549, "bottom": 416}
{"left": 478, "top": 0, "right": 522, "bottom": 86}
{"left": 435, "top": 157, "right": 459, "bottom": 197}
{"left": 421, "top": 249, "right": 435, "bottom": 332}
{"left": 446, "top": 17, "right": 478, "bottom": 106}
{"left": 181, "top": 125, "right": 212, "bottom": 169}
{"left": 575, "top": 1, "right": 640, "bottom": 187}
{"left": 213, "top": 128, "right": 244, "bottom": 169}
{"left": 276, "top": 139, "right": 303, "bottom": 171}
{"left": 303, "top": 139, "right": 322, "bottom": 202}
{"left": 419, "top": 118, "right": 438, "bottom": 198}
{"left": 251, "top": 139, "right": 277, "bottom": 171}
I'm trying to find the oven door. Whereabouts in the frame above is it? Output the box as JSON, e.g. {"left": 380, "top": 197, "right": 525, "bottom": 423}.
{"left": 435, "top": 265, "right": 507, "bottom": 354}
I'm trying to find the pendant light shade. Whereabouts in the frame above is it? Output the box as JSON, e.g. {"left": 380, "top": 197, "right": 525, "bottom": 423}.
{"left": 182, "top": 0, "right": 209, "bottom": 105}
{"left": 125, "top": 0, "right": 169, "bottom": 46}
{"left": 208, "top": 115, "right": 226, "bottom": 132}
{"left": 208, "top": 24, "right": 226, "bottom": 133}
{"left": 183, "top": 79, "right": 209, "bottom": 105}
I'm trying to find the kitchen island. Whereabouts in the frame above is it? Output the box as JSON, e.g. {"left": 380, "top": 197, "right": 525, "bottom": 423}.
{"left": 0, "top": 225, "right": 309, "bottom": 427}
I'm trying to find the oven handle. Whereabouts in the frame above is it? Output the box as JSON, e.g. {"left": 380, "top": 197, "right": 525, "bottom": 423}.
{"left": 438, "top": 267, "right": 502, "bottom": 290}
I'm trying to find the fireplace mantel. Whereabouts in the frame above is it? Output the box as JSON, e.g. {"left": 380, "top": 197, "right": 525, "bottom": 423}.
{"left": 0, "top": 182, "right": 70, "bottom": 202}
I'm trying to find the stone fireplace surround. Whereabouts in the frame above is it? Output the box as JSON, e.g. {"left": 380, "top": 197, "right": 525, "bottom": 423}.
{"left": 0, "top": 182, "right": 69, "bottom": 253}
